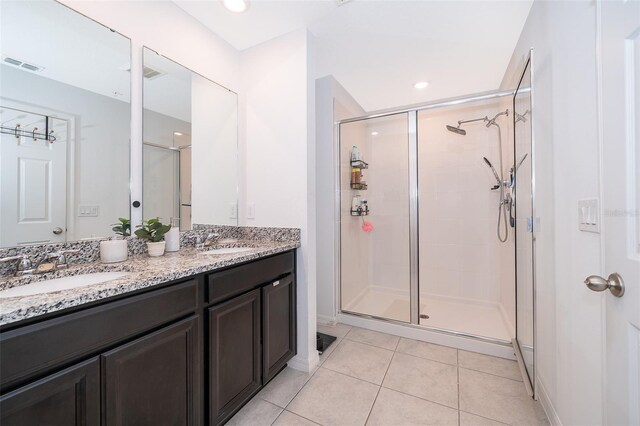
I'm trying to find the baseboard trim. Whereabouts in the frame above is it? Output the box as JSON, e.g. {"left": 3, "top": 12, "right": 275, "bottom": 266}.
{"left": 316, "top": 314, "right": 336, "bottom": 325}
{"left": 288, "top": 352, "right": 320, "bottom": 373}
{"left": 536, "top": 377, "right": 562, "bottom": 426}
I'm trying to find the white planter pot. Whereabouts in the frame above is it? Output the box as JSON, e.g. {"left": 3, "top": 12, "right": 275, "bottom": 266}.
{"left": 146, "top": 241, "right": 166, "bottom": 257}
{"left": 100, "top": 239, "right": 128, "bottom": 264}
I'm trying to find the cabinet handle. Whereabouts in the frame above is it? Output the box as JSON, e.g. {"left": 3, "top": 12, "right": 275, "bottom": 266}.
{"left": 272, "top": 280, "right": 280, "bottom": 287}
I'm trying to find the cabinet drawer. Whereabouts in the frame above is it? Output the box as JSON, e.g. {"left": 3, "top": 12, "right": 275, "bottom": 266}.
{"left": 206, "top": 251, "right": 294, "bottom": 305}
{"left": 1, "top": 279, "right": 198, "bottom": 392}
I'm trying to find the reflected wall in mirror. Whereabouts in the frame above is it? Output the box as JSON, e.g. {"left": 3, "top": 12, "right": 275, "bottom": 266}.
{"left": 0, "top": 0, "right": 131, "bottom": 248}
{"left": 513, "top": 54, "right": 534, "bottom": 387}
{"left": 142, "top": 48, "right": 238, "bottom": 231}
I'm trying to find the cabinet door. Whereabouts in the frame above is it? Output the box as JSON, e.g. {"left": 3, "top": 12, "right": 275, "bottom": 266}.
{"left": 209, "top": 288, "right": 261, "bottom": 425}
{"left": 102, "top": 316, "right": 200, "bottom": 426}
{"left": 0, "top": 357, "right": 99, "bottom": 426}
{"left": 262, "top": 273, "right": 296, "bottom": 382}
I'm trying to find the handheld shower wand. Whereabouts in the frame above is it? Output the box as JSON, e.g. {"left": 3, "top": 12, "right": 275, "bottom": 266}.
{"left": 483, "top": 157, "right": 502, "bottom": 185}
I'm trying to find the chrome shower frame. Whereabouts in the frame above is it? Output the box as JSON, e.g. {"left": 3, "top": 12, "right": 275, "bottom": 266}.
{"left": 334, "top": 88, "right": 517, "bottom": 351}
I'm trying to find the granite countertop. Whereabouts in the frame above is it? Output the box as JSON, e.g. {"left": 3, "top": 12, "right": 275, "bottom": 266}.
{"left": 0, "top": 239, "right": 299, "bottom": 327}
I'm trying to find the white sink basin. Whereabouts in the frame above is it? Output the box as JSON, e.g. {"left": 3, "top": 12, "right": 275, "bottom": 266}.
{"left": 199, "top": 247, "right": 254, "bottom": 255}
{"left": 0, "top": 271, "right": 130, "bottom": 298}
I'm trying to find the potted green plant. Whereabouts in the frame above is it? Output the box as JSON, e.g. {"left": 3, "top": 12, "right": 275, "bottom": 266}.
{"left": 135, "top": 218, "right": 171, "bottom": 257}
{"left": 100, "top": 217, "right": 130, "bottom": 263}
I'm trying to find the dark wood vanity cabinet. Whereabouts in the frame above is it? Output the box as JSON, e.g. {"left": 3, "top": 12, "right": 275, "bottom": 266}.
{"left": 0, "top": 249, "right": 297, "bottom": 426}
{"left": 207, "top": 251, "right": 296, "bottom": 425}
{"left": 262, "top": 273, "right": 296, "bottom": 382}
{"left": 208, "top": 289, "right": 262, "bottom": 425}
{"left": 102, "top": 315, "right": 200, "bottom": 425}
{"left": 0, "top": 357, "right": 100, "bottom": 426}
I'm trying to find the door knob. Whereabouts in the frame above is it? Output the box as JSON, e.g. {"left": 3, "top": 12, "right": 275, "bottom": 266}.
{"left": 52, "top": 227, "right": 63, "bottom": 235}
{"left": 584, "top": 273, "right": 625, "bottom": 297}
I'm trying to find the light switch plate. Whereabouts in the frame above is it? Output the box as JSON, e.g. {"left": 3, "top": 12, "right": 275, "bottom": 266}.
{"left": 247, "top": 203, "right": 255, "bottom": 220}
{"left": 78, "top": 205, "right": 99, "bottom": 217}
{"left": 578, "top": 198, "right": 600, "bottom": 233}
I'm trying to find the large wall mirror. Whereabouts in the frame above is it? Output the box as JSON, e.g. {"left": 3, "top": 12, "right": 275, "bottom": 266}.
{"left": 513, "top": 51, "right": 534, "bottom": 393}
{"left": 0, "top": 0, "right": 131, "bottom": 248}
{"left": 142, "top": 48, "right": 238, "bottom": 230}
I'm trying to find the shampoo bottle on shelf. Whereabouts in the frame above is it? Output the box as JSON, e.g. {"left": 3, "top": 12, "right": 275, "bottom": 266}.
{"left": 351, "top": 145, "right": 362, "bottom": 162}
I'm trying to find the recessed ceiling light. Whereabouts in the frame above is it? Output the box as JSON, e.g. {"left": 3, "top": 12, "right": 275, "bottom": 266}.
{"left": 414, "top": 81, "right": 429, "bottom": 90}
{"left": 222, "top": 0, "right": 249, "bottom": 13}
{"left": 174, "top": 132, "right": 183, "bottom": 136}
{"left": 371, "top": 131, "right": 379, "bottom": 136}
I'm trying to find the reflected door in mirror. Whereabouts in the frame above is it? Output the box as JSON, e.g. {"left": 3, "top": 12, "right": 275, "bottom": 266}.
{"left": 0, "top": 110, "right": 67, "bottom": 246}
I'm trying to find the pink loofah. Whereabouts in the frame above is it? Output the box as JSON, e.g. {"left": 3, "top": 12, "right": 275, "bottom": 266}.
{"left": 361, "top": 220, "right": 374, "bottom": 233}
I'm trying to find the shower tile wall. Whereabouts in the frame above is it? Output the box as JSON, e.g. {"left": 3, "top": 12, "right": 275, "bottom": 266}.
{"left": 340, "top": 113, "right": 411, "bottom": 323}
{"left": 340, "top": 120, "right": 372, "bottom": 311}
{"left": 418, "top": 98, "right": 515, "bottom": 338}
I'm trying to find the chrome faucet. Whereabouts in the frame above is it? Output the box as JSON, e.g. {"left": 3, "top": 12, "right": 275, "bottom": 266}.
{"left": 36, "top": 249, "right": 80, "bottom": 273}
{"left": 203, "top": 233, "right": 220, "bottom": 247}
{"left": 0, "top": 254, "right": 34, "bottom": 277}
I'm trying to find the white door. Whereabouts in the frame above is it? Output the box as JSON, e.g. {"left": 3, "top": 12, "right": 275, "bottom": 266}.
{"left": 599, "top": 1, "right": 640, "bottom": 424}
{"left": 0, "top": 108, "right": 67, "bottom": 246}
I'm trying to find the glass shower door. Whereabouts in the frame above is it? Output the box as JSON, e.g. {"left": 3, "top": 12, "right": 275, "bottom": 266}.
{"left": 339, "top": 113, "right": 412, "bottom": 322}
{"left": 514, "top": 56, "right": 534, "bottom": 389}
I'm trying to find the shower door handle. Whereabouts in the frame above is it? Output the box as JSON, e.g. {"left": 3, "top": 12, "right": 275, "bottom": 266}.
{"left": 584, "top": 273, "right": 625, "bottom": 297}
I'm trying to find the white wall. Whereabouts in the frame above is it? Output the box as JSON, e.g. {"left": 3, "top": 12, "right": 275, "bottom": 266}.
{"left": 315, "top": 75, "right": 365, "bottom": 323}
{"left": 501, "top": 1, "right": 604, "bottom": 424}
{"left": 61, "top": 0, "right": 241, "bottom": 227}
{"left": 240, "top": 29, "right": 318, "bottom": 371}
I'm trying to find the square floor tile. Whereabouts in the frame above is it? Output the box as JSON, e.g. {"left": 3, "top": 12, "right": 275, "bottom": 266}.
{"left": 459, "top": 368, "right": 548, "bottom": 425}
{"left": 317, "top": 323, "right": 352, "bottom": 338}
{"left": 227, "top": 397, "right": 283, "bottom": 426}
{"left": 344, "top": 327, "right": 400, "bottom": 350}
{"left": 396, "top": 338, "right": 458, "bottom": 365}
{"left": 382, "top": 352, "right": 458, "bottom": 409}
{"left": 322, "top": 339, "right": 394, "bottom": 385}
{"left": 287, "top": 368, "right": 379, "bottom": 426}
{"left": 258, "top": 367, "right": 313, "bottom": 408}
{"left": 460, "top": 411, "right": 508, "bottom": 425}
{"left": 318, "top": 338, "right": 340, "bottom": 366}
{"left": 458, "top": 350, "right": 522, "bottom": 381}
{"left": 367, "top": 387, "right": 458, "bottom": 426}
{"left": 272, "top": 410, "right": 319, "bottom": 426}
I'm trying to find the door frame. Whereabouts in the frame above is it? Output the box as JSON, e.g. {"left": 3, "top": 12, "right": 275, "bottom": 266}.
{"left": 0, "top": 98, "right": 76, "bottom": 243}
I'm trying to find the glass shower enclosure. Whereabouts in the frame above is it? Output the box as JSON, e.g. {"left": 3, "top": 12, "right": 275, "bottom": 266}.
{"left": 338, "top": 81, "right": 536, "bottom": 394}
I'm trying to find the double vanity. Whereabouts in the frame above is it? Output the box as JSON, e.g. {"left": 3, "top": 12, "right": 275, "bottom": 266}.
{"left": 0, "top": 231, "right": 300, "bottom": 425}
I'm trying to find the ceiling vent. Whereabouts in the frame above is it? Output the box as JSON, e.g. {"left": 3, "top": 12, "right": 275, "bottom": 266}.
{"left": 2, "top": 56, "right": 45, "bottom": 72}
{"left": 142, "top": 66, "right": 163, "bottom": 79}
{"left": 120, "top": 63, "right": 164, "bottom": 80}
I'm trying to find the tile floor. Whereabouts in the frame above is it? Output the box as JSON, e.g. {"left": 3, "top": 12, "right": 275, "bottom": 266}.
{"left": 228, "top": 323, "right": 548, "bottom": 426}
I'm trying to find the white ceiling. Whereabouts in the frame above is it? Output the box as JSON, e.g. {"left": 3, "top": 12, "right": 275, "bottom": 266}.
{"left": 175, "top": 0, "right": 532, "bottom": 112}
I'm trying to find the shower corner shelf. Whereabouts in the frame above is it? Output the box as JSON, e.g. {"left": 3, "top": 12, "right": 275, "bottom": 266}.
{"left": 351, "top": 159, "right": 369, "bottom": 169}
{"left": 350, "top": 206, "right": 369, "bottom": 216}
{"left": 350, "top": 182, "right": 368, "bottom": 190}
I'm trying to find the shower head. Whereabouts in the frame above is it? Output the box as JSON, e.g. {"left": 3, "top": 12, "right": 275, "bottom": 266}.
{"left": 483, "top": 156, "right": 502, "bottom": 184}
{"left": 446, "top": 125, "right": 466, "bottom": 136}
